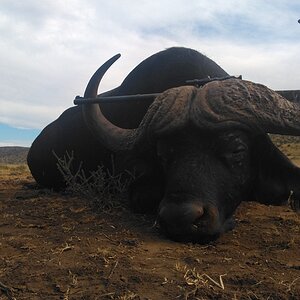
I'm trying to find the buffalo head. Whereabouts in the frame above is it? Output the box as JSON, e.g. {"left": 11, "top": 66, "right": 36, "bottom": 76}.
{"left": 82, "top": 55, "right": 300, "bottom": 243}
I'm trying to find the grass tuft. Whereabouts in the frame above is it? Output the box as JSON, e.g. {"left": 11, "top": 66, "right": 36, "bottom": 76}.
{"left": 54, "top": 151, "right": 134, "bottom": 211}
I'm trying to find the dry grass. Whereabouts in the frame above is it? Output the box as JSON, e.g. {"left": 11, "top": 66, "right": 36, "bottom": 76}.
{"left": 175, "top": 263, "right": 226, "bottom": 299}
{"left": 54, "top": 151, "right": 134, "bottom": 211}
{"left": 0, "top": 163, "right": 29, "bottom": 176}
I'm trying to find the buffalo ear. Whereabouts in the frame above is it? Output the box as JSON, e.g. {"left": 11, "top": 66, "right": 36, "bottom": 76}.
{"left": 252, "top": 134, "right": 300, "bottom": 206}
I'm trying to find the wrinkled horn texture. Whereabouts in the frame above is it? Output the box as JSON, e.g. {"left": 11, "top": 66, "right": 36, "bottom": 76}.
{"left": 132, "top": 79, "right": 300, "bottom": 149}
{"left": 192, "top": 79, "right": 300, "bottom": 135}
{"left": 135, "top": 86, "right": 197, "bottom": 138}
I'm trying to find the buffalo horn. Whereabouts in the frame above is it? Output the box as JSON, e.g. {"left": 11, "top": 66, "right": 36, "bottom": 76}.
{"left": 191, "top": 79, "right": 300, "bottom": 136}
{"left": 82, "top": 55, "right": 137, "bottom": 152}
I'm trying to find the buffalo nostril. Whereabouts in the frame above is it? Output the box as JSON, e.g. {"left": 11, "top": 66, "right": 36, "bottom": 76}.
{"left": 194, "top": 206, "right": 204, "bottom": 219}
{"left": 191, "top": 206, "right": 205, "bottom": 227}
{"left": 158, "top": 201, "right": 221, "bottom": 242}
{"left": 158, "top": 203, "right": 205, "bottom": 227}
{"left": 193, "top": 205, "right": 220, "bottom": 229}
{"left": 187, "top": 204, "right": 204, "bottom": 222}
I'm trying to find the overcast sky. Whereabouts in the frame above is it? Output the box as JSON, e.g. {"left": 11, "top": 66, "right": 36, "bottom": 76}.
{"left": 0, "top": 0, "right": 300, "bottom": 146}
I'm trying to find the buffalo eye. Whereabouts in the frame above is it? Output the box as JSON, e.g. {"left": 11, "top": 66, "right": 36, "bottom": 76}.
{"left": 223, "top": 143, "right": 248, "bottom": 167}
{"left": 217, "top": 131, "right": 250, "bottom": 168}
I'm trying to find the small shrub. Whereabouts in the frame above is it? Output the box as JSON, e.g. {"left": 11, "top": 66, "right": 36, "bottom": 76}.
{"left": 54, "top": 151, "right": 134, "bottom": 211}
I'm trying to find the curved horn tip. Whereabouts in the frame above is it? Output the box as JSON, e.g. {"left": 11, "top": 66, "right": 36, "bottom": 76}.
{"left": 105, "top": 53, "right": 121, "bottom": 65}
{"left": 83, "top": 53, "right": 121, "bottom": 98}
{"left": 111, "top": 53, "right": 121, "bottom": 62}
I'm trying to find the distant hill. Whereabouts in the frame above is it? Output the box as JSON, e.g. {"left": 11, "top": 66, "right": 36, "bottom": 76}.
{"left": 0, "top": 146, "right": 29, "bottom": 164}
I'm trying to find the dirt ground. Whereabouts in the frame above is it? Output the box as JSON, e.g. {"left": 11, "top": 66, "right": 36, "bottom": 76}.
{"left": 0, "top": 137, "right": 299, "bottom": 300}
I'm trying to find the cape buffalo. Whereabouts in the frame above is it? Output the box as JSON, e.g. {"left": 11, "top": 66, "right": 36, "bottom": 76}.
{"left": 27, "top": 49, "right": 300, "bottom": 243}
{"left": 80, "top": 55, "right": 300, "bottom": 243}
{"left": 27, "top": 47, "right": 229, "bottom": 189}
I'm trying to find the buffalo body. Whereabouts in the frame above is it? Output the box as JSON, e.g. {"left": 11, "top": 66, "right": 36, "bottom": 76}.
{"left": 27, "top": 48, "right": 300, "bottom": 243}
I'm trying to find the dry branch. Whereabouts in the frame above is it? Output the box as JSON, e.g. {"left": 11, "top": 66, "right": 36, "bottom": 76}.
{"left": 107, "top": 260, "right": 119, "bottom": 279}
{"left": 0, "top": 281, "right": 16, "bottom": 300}
{"left": 54, "top": 151, "right": 134, "bottom": 211}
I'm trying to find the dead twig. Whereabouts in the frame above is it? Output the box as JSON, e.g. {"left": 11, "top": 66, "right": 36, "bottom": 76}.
{"left": 0, "top": 281, "right": 16, "bottom": 300}
{"left": 54, "top": 151, "right": 134, "bottom": 212}
{"left": 107, "top": 260, "right": 119, "bottom": 279}
{"left": 286, "top": 276, "right": 300, "bottom": 292}
{"left": 63, "top": 287, "right": 70, "bottom": 300}
{"left": 269, "top": 275, "right": 300, "bottom": 293}
{"left": 60, "top": 243, "right": 74, "bottom": 253}
{"left": 116, "top": 291, "right": 139, "bottom": 300}
{"left": 202, "top": 273, "right": 226, "bottom": 290}
{"left": 52, "top": 243, "right": 74, "bottom": 255}
{"left": 184, "top": 286, "right": 198, "bottom": 300}
{"left": 176, "top": 263, "right": 227, "bottom": 299}
{"left": 63, "top": 271, "right": 78, "bottom": 300}
{"left": 102, "top": 233, "right": 120, "bottom": 245}
{"left": 98, "top": 292, "right": 115, "bottom": 298}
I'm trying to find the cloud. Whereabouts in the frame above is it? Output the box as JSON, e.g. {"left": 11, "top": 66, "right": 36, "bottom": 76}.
{"left": 0, "top": 99, "right": 66, "bottom": 129}
{"left": 0, "top": 0, "right": 299, "bottom": 134}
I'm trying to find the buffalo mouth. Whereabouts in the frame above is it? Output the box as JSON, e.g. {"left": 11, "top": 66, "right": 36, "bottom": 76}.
{"left": 157, "top": 201, "right": 231, "bottom": 243}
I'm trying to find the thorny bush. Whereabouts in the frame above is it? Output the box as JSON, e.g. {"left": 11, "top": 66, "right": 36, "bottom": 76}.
{"left": 54, "top": 151, "right": 134, "bottom": 211}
